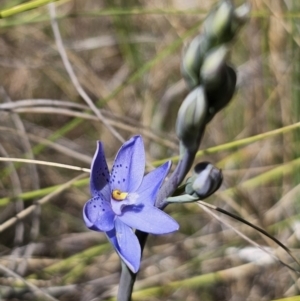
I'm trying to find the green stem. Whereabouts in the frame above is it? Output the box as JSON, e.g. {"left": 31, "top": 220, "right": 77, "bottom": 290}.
{"left": 0, "top": 0, "right": 60, "bottom": 18}
{"left": 166, "top": 194, "right": 198, "bottom": 203}
{"left": 117, "top": 231, "right": 148, "bottom": 301}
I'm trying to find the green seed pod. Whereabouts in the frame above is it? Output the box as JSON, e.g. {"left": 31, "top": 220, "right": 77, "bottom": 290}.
{"left": 176, "top": 86, "right": 208, "bottom": 151}
{"left": 185, "top": 162, "right": 223, "bottom": 199}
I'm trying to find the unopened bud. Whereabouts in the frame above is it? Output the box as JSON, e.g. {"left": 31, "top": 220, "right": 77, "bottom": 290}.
{"left": 204, "top": 1, "right": 234, "bottom": 45}
{"left": 204, "top": 63, "right": 237, "bottom": 123}
{"left": 234, "top": 3, "right": 250, "bottom": 25}
{"left": 204, "top": 1, "right": 249, "bottom": 46}
{"left": 200, "top": 46, "right": 229, "bottom": 90}
{"left": 199, "top": 46, "right": 236, "bottom": 122}
{"left": 181, "top": 35, "right": 209, "bottom": 89}
{"left": 185, "top": 162, "right": 222, "bottom": 199}
{"left": 176, "top": 87, "right": 208, "bottom": 151}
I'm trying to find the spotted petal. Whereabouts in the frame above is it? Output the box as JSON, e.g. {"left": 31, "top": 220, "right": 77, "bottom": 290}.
{"left": 110, "top": 135, "right": 145, "bottom": 193}
{"left": 119, "top": 205, "right": 179, "bottom": 234}
{"left": 90, "top": 141, "right": 110, "bottom": 199}
{"left": 83, "top": 196, "right": 115, "bottom": 232}
{"left": 136, "top": 161, "right": 171, "bottom": 206}
{"left": 106, "top": 219, "right": 141, "bottom": 273}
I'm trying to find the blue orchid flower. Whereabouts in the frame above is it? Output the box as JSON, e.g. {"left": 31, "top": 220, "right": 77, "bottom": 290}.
{"left": 83, "top": 135, "right": 179, "bottom": 273}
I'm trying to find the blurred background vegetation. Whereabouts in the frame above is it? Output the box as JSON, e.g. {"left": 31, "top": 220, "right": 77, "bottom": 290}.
{"left": 0, "top": 0, "right": 300, "bottom": 300}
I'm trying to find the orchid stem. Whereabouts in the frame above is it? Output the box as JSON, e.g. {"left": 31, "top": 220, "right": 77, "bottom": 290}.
{"left": 117, "top": 263, "right": 135, "bottom": 301}
{"left": 156, "top": 129, "right": 204, "bottom": 209}
{"left": 156, "top": 149, "right": 196, "bottom": 209}
{"left": 117, "top": 231, "right": 149, "bottom": 301}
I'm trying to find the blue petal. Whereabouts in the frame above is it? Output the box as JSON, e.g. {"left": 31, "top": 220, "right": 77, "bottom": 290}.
{"left": 136, "top": 161, "right": 171, "bottom": 206}
{"left": 119, "top": 205, "right": 179, "bottom": 234}
{"left": 90, "top": 141, "right": 110, "bottom": 199}
{"left": 106, "top": 219, "right": 141, "bottom": 273}
{"left": 110, "top": 136, "right": 145, "bottom": 193}
{"left": 83, "top": 196, "right": 115, "bottom": 232}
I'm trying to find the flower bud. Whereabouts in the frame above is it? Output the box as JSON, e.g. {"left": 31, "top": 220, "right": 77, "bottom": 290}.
{"left": 234, "top": 3, "right": 250, "bottom": 26}
{"left": 200, "top": 46, "right": 236, "bottom": 122}
{"left": 203, "top": 1, "right": 234, "bottom": 45}
{"left": 185, "top": 162, "right": 222, "bottom": 199}
{"left": 176, "top": 87, "right": 208, "bottom": 151}
{"left": 200, "top": 45, "right": 229, "bottom": 90}
{"left": 181, "top": 35, "right": 209, "bottom": 89}
{"left": 204, "top": 63, "right": 237, "bottom": 123}
{"left": 203, "top": 1, "right": 250, "bottom": 46}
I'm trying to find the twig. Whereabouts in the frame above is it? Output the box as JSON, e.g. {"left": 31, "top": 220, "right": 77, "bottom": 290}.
{"left": 0, "top": 144, "right": 25, "bottom": 267}
{"left": 0, "top": 87, "right": 42, "bottom": 275}
{"left": 0, "top": 126, "right": 92, "bottom": 164}
{"left": 0, "top": 263, "right": 59, "bottom": 301}
{"left": 0, "top": 157, "right": 90, "bottom": 173}
{"left": 48, "top": 2, "right": 124, "bottom": 143}
{"left": 1, "top": 107, "right": 177, "bottom": 150}
{"left": 0, "top": 174, "right": 86, "bottom": 234}
{"left": 197, "top": 201, "right": 300, "bottom": 273}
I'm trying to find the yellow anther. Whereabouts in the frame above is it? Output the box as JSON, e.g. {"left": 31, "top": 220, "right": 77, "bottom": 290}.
{"left": 112, "top": 189, "right": 128, "bottom": 201}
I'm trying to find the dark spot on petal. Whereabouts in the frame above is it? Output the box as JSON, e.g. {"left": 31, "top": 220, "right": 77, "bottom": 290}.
{"left": 102, "top": 209, "right": 105, "bottom": 212}
{"left": 123, "top": 178, "right": 125, "bottom": 182}
{"left": 118, "top": 181, "right": 120, "bottom": 184}
{"left": 93, "top": 205, "right": 96, "bottom": 208}
{"left": 120, "top": 164, "right": 122, "bottom": 167}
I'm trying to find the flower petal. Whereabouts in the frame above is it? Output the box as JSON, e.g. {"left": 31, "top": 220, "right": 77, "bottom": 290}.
{"left": 119, "top": 205, "right": 179, "bottom": 234}
{"left": 110, "top": 136, "right": 145, "bottom": 193}
{"left": 106, "top": 219, "right": 141, "bottom": 273}
{"left": 136, "top": 161, "right": 171, "bottom": 206}
{"left": 83, "top": 196, "right": 115, "bottom": 232}
{"left": 90, "top": 141, "right": 110, "bottom": 199}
